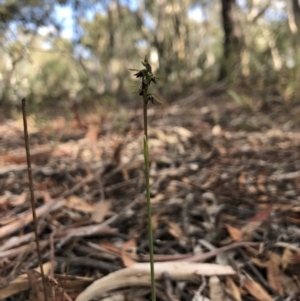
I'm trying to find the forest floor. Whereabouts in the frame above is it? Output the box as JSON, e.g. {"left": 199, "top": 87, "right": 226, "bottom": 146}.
{"left": 1, "top": 88, "right": 300, "bottom": 301}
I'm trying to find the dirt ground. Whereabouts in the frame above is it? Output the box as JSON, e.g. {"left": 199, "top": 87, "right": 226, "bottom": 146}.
{"left": 1, "top": 89, "right": 300, "bottom": 301}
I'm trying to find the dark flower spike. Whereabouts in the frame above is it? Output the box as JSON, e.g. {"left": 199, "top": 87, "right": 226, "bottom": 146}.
{"left": 130, "top": 56, "right": 161, "bottom": 106}
{"left": 145, "top": 94, "right": 154, "bottom": 105}
{"left": 141, "top": 57, "right": 152, "bottom": 75}
{"left": 151, "top": 76, "right": 157, "bottom": 84}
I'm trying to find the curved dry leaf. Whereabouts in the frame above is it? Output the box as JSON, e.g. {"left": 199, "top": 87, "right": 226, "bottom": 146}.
{"left": 67, "top": 195, "right": 96, "bottom": 213}
{"left": 168, "top": 221, "right": 187, "bottom": 241}
{"left": 248, "top": 205, "right": 273, "bottom": 223}
{"left": 85, "top": 125, "right": 99, "bottom": 145}
{"left": 91, "top": 200, "right": 111, "bottom": 223}
{"left": 75, "top": 262, "right": 236, "bottom": 301}
{"left": 280, "top": 248, "right": 299, "bottom": 270}
{"left": 9, "top": 192, "right": 27, "bottom": 207}
{"left": 250, "top": 257, "right": 268, "bottom": 268}
{"left": 226, "top": 277, "right": 241, "bottom": 301}
{"left": 267, "top": 252, "right": 283, "bottom": 295}
{"left": 241, "top": 221, "right": 261, "bottom": 240}
{"left": 121, "top": 238, "right": 137, "bottom": 267}
{"left": 226, "top": 224, "right": 243, "bottom": 241}
{"left": 243, "top": 277, "right": 273, "bottom": 301}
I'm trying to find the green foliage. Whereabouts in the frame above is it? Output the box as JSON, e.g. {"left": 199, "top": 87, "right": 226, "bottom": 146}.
{"left": 1, "top": 0, "right": 300, "bottom": 108}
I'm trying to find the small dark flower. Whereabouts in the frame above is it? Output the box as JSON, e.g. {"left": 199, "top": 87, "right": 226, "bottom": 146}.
{"left": 142, "top": 58, "right": 153, "bottom": 74}
{"left": 145, "top": 62, "right": 152, "bottom": 74}
{"left": 130, "top": 57, "right": 160, "bottom": 103}
{"left": 151, "top": 77, "right": 157, "bottom": 84}
{"left": 141, "top": 81, "right": 148, "bottom": 91}
{"left": 146, "top": 95, "right": 154, "bottom": 105}
{"left": 134, "top": 70, "right": 144, "bottom": 78}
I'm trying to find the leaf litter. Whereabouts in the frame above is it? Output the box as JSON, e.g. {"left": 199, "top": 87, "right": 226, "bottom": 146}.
{"left": 1, "top": 92, "right": 300, "bottom": 300}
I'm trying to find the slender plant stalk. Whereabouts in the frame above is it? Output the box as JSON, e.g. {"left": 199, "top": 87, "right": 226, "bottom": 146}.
{"left": 131, "top": 57, "right": 162, "bottom": 301}
{"left": 143, "top": 90, "right": 148, "bottom": 138}
{"left": 22, "top": 98, "right": 48, "bottom": 301}
{"left": 142, "top": 91, "right": 156, "bottom": 301}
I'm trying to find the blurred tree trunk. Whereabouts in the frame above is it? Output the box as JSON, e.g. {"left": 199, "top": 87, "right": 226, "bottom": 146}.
{"left": 287, "top": 0, "right": 300, "bottom": 79}
{"left": 218, "top": 0, "right": 244, "bottom": 81}
{"left": 153, "top": 0, "right": 166, "bottom": 71}
{"left": 116, "top": 0, "right": 127, "bottom": 94}
{"left": 105, "top": 1, "right": 116, "bottom": 93}
{"left": 261, "top": 26, "right": 282, "bottom": 71}
{"left": 288, "top": 0, "right": 300, "bottom": 41}
{"left": 292, "top": 0, "right": 300, "bottom": 31}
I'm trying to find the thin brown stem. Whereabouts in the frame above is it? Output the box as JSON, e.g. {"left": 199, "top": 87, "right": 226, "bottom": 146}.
{"left": 22, "top": 98, "right": 48, "bottom": 301}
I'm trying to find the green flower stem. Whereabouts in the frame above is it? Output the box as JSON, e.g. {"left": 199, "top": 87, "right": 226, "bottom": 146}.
{"left": 143, "top": 90, "right": 148, "bottom": 139}
{"left": 143, "top": 90, "right": 156, "bottom": 301}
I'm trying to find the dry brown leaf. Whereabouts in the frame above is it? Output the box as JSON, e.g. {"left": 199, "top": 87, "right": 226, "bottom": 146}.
{"left": 241, "top": 221, "right": 261, "bottom": 240}
{"left": 0, "top": 192, "right": 10, "bottom": 205}
{"left": 167, "top": 221, "right": 187, "bottom": 241}
{"left": 85, "top": 125, "right": 99, "bottom": 145}
{"left": 250, "top": 257, "right": 268, "bottom": 268}
{"left": 209, "top": 276, "right": 225, "bottom": 301}
{"left": 267, "top": 252, "right": 283, "bottom": 295}
{"left": 226, "top": 277, "right": 241, "bottom": 301}
{"left": 281, "top": 248, "right": 295, "bottom": 270}
{"left": 41, "top": 191, "right": 52, "bottom": 203}
{"left": 121, "top": 238, "right": 137, "bottom": 267}
{"left": 91, "top": 200, "right": 111, "bottom": 223}
{"left": 66, "top": 195, "right": 96, "bottom": 213}
{"left": 289, "top": 206, "right": 300, "bottom": 212}
{"left": 238, "top": 172, "right": 246, "bottom": 185}
{"left": 8, "top": 192, "right": 27, "bottom": 206}
{"left": 99, "top": 241, "right": 121, "bottom": 255}
{"left": 248, "top": 204, "right": 273, "bottom": 223}
{"left": 243, "top": 277, "right": 273, "bottom": 301}
{"left": 226, "top": 224, "right": 243, "bottom": 241}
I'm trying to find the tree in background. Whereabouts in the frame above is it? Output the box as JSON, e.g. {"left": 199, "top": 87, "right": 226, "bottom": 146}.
{"left": 1, "top": 0, "right": 300, "bottom": 108}
{"left": 218, "top": 0, "right": 244, "bottom": 81}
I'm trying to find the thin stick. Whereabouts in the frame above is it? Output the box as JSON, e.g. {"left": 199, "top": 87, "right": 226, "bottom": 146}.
{"left": 60, "top": 240, "right": 75, "bottom": 301}
{"left": 22, "top": 98, "right": 48, "bottom": 301}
